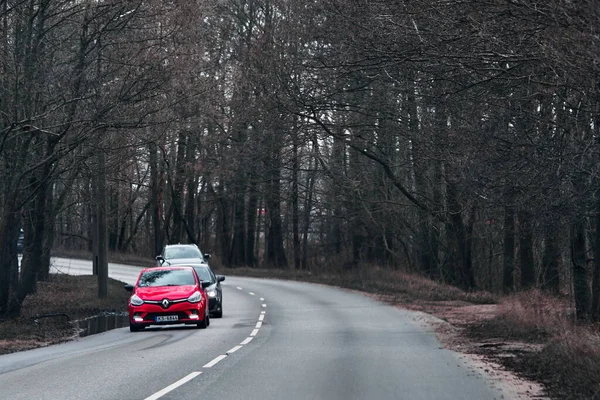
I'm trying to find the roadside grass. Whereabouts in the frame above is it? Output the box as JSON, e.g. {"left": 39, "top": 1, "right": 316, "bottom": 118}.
{"left": 466, "top": 290, "right": 600, "bottom": 399}
{"left": 512, "top": 330, "right": 600, "bottom": 400}
{"left": 218, "top": 264, "right": 497, "bottom": 305}
{"left": 0, "top": 274, "right": 129, "bottom": 355}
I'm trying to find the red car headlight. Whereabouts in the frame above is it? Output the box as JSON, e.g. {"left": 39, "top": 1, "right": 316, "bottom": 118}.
{"left": 130, "top": 294, "right": 144, "bottom": 306}
{"left": 187, "top": 291, "right": 202, "bottom": 303}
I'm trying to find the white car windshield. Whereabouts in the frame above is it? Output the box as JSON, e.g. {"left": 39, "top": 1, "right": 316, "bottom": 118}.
{"left": 164, "top": 246, "right": 202, "bottom": 260}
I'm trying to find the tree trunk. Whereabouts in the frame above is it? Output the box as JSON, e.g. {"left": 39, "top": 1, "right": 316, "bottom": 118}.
{"left": 572, "top": 216, "right": 590, "bottom": 320}
{"left": 170, "top": 131, "right": 188, "bottom": 244}
{"left": 265, "top": 165, "right": 288, "bottom": 268}
{"left": 592, "top": 203, "right": 600, "bottom": 320}
{"left": 301, "top": 142, "right": 318, "bottom": 270}
{"left": 0, "top": 205, "right": 20, "bottom": 316}
{"left": 149, "top": 140, "right": 162, "bottom": 255}
{"left": 246, "top": 178, "right": 258, "bottom": 267}
{"left": 541, "top": 221, "right": 560, "bottom": 294}
{"left": 230, "top": 191, "right": 246, "bottom": 266}
{"left": 96, "top": 148, "right": 108, "bottom": 299}
{"left": 502, "top": 199, "right": 515, "bottom": 293}
{"left": 519, "top": 209, "right": 536, "bottom": 289}
{"left": 291, "top": 132, "right": 301, "bottom": 270}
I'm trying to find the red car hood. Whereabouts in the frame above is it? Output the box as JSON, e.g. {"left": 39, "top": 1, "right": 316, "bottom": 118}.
{"left": 136, "top": 285, "right": 197, "bottom": 300}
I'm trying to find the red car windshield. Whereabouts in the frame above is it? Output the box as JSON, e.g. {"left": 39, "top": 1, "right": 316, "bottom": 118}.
{"left": 138, "top": 269, "right": 196, "bottom": 287}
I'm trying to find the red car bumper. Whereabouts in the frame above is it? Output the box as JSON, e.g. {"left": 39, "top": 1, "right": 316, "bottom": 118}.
{"left": 128, "top": 300, "right": 207, "bottom": 327}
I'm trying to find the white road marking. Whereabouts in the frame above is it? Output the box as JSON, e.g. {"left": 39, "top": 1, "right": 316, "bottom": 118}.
{"left": 250, "top": 328, "right": 259, "bottom": 336}
{"left": 203, "top": 355, "right": 227, "bottom": 368}
{"left": 261, "top": 311, "right": 266, "bottom": 314}
{"left": 241, "top": 337, "right": 253, "bottom": 345}
{"left": 258, "top": 314, "right": 265, "bottom": 321}
{"left": 255, "top": 321, "right": 262, "bottom": 328}
{"left": 260, "top": 297, "right": 265, "bottom": 301}
{"left": 249, "top": 292, "right": 255, "bottom": 295}
{"left": 262, "top": 304, "right": 267, "bottom": 308}
{"left": 144, "top": 372, "right": 202, "bottom": 400}
{"left": 227, "top": 345, "right": 243, "bottom": 354}
{"left": 236, "top": 287, "right": 243, "bottom": 290}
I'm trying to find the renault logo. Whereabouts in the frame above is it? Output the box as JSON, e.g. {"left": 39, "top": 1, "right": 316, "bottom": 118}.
{"left": 161, "top": 299, "right": 170, "bottom": 309}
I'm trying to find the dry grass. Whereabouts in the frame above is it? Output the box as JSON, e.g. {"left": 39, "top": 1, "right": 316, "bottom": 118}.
{"left": 220, "top": 264, "right": 497, "bottom": 305}
{"left": 0, "top": 274, "right": 129, "bottom": 355}
{"left": 469, "top": 290, "right": 573, "bottom": 342}
{"left": 503, "top": 329, "right": 600, "bottom": 400}
{"left": 463, "top": 290, "right": 600, "bottom": 399}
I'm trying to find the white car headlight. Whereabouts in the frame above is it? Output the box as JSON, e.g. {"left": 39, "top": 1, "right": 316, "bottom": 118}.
{"left": 207, "top": 290, "right": 217, "bottom": 298}
{"left": 187, "top": 291, "right": 202, "bottom": 303}
{"left": 130, "top": 294, "right": 144, "bottom": 306}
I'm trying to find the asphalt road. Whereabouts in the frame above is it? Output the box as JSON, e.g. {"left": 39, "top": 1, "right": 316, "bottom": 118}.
{"left": 0, "top": 258, "right": 514, "bottom": 400}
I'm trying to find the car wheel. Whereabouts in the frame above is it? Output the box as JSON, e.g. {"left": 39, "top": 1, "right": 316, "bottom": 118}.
{"left": 197, "top": 310, "right": 208, "bottom": 329}
{"left": 129, "top": 322, "right": 144, "bottom": 332}
{"left": 213, "top": 303, "right": 223, "bottom": 318}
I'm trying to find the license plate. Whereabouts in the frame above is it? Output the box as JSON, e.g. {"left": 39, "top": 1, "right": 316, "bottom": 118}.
{"left": 156, "top": 315, "right": 178, "bottom": 322}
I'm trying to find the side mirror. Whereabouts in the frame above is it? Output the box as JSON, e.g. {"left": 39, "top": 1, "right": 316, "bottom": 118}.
{"left": 124, "top": 284, "right": 134, "bottom": 293}
{"left": 155, "top": 255, "right": 163, "bottom": 261}
{"left": 217, "top": 275, "right": 225, "bottom": 282}
{"left": 201, "top": 281, "right": 211, "bottom": 289}
{"left": 203, "top": 253, "right": 211, "bottom": 259}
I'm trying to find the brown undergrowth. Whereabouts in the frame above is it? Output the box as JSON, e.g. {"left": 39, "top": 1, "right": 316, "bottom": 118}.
{"left": 0, "top": 274, "right": 129, "bottom": 355}
{"left": 463, "top": 290, "right": 600, "bottom": 400}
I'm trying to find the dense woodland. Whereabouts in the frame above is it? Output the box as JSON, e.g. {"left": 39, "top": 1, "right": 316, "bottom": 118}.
{"left": 1, "top": 0, "right": 600, "bottom": 318}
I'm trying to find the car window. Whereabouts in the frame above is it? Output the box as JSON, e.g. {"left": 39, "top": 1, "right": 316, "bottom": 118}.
{"left": 164, "top": 246, "right": 202, "bottom": 260}
{"left": 193, "top": 267, "right": 213, "bottom": 283}
{"left": 138, "top": 269, "right": 196, "bottom": 287}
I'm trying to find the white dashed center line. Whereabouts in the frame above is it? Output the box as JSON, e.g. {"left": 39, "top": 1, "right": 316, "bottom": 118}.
{"left": 145, "top": 372, "right": 202, "bottom": 400}
{"left": 146, "top": 286, "right": 267, "bottom": 398}
{"left": 241, "top": 337, "right": 253, "bottom": 345}
{"left": 203, "top": 355, "right": 228, "bottom": 368}
{"left": 227, "top": 345, "right": 243, "bottom": 355}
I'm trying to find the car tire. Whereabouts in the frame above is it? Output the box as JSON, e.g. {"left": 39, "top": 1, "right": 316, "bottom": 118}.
{"left": 197, "top": 311, "right": 208, "bottom": 329}
{"left": 213, "top": 303, "right": 223, "bottom": 318}
{"left": 130, "top": 322, "right": 144, "bottom": 332}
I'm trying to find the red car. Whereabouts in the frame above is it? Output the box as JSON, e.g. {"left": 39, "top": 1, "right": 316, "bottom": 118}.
{"left": 125, "top": 266, "right": 211, "bottom": 332}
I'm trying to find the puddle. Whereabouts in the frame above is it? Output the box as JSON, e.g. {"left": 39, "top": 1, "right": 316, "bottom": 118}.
{"left": 74, "top": 312, "right": 129, "bottom": 337}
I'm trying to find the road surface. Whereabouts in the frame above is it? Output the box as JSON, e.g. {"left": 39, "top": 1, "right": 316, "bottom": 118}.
{"left": 0, "top": 258, "right": 516, "bottom": 399}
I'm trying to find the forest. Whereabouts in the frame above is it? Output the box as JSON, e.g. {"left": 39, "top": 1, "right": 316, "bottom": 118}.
{"left": 1, "top": 0, "right": 599, "bottom": 319}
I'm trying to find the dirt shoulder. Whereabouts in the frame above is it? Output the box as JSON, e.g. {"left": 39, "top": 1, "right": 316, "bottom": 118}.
{"left": 393, "top": 300, "right": 548, "bottom": 400}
